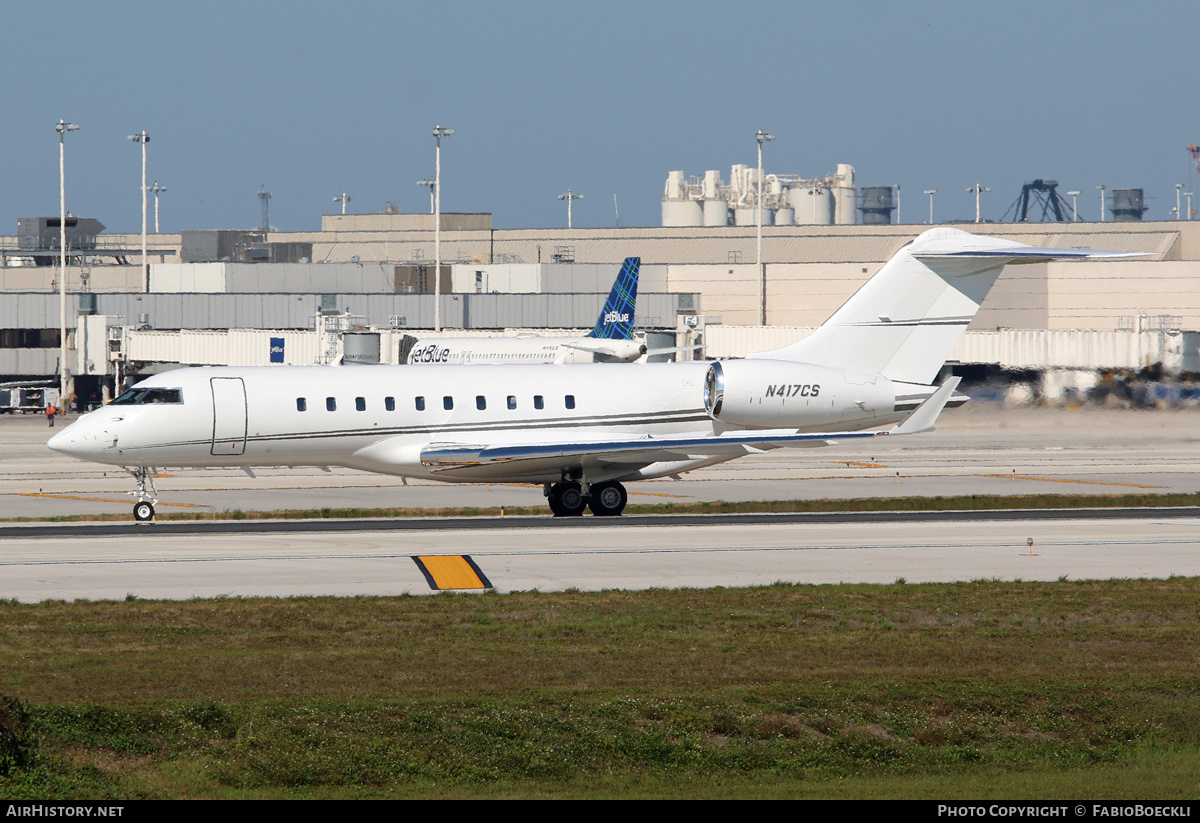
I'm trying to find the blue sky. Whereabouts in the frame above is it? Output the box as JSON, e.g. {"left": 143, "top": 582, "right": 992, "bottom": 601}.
{"left": 5, "top": 1, "right": 1199, "bottom": 233}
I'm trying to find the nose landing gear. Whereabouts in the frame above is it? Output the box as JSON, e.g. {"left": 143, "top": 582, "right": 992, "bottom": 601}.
{"left": 125, "top": 466, "right": 158, "bottom": 522}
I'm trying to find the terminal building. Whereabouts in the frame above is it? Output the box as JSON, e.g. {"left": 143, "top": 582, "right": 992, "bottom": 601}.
{"left": 2, "top": 199, "right": 1198, "bottom": 409}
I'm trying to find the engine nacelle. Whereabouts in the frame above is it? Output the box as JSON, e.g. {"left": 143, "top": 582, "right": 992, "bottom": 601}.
{"left": 704, "top": 359, "right": 895, "bottom": 430}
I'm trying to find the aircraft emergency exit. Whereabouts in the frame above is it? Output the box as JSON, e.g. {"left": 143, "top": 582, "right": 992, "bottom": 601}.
{"left": 48, "top": 228, "right": 1136, "bottom": 520}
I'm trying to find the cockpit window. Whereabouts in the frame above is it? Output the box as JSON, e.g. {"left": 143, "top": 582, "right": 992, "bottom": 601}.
{"left": 111, "top": 387, "right": 184, "bottom": 405}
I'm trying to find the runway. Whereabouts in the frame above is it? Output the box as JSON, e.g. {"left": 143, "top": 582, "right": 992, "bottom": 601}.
{"left": 3, "top": 510, "right": 1198, "bottom": 602}
{"left": 4, "top": 405, "right": 1199, "bottom": 602}
{"left": 6, "top": 405, "right": 1200, "bottom": 520}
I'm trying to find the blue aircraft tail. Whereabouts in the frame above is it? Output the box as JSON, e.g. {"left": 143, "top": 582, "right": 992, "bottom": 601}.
{"left": 588, "top": 257, "right": 639, "bottom": 339}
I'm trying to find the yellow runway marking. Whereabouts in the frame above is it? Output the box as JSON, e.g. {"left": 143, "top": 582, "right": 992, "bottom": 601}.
{"left": 844, "top": 462, "right": 887, "bottom": 468}
{"left": 981, "top": 475, "right": 1163, "bottom": 489}
{"left": 15, "top": 493, "right": 207, "bottom": 508}
{"left": 413, "top": 555, "right": 492, "bottom": 590}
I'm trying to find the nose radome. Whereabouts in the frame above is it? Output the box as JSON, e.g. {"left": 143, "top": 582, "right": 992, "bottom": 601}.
{"left": 48, "top": 421, "right": 95, "bottom": 458}
{"left": 47, "top": 428, "right": 78, "bottom": 455}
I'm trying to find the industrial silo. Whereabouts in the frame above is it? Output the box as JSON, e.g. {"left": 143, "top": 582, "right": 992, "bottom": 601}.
{"left": 661, "top": 171, "right": 704, "bottom": 226}
{"left": 701, "top": 170, "right": 729, "bottom": 225}
{"left": 832, "top": 164, "right": 857, "bottom": 224}
{"left": 1111, "top": 188, "right": 1148, "bottom": 222}
{"left": 703, "top": 199, "right": 730, "bottom": 226}
{"left": 734, "top": 206, "right": 772, "bottom": 227}
{"left": 790, "top": 185, "right": 834, "bottom": 225}
{"left": 860, "top": 186, "right": 895, "bottom": 225}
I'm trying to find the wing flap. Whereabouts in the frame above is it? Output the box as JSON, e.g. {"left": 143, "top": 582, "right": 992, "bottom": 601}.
{"left": 420, "top": 430, "right": 875, "bottom": 471}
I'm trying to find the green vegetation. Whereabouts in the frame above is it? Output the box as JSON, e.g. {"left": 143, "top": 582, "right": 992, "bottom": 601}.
{"left": 9, "top": 490, "right": 1200, "bottom": 523}
{"left": 2, "top": 579, "right": 1199, "bottom": 798}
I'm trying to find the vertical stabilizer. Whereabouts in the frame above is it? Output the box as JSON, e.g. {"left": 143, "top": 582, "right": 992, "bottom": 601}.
{"left": 589, "top": 257, "right": 639, "bottom": 339}
{"left": 747, "top": 227, "right": 1133, "bottom": 385}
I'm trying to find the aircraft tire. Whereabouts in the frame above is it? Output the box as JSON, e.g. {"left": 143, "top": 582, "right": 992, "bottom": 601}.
{"left": 549, "top": 482, "right": 586, "bottom": 517}
{"left": 133, "top": 502, "right": 155, "bottom": 522}
{"left": 587, "top": 481, "right": 627, "bottom": 517}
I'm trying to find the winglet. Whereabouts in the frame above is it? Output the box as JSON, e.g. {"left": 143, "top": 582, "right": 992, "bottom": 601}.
{"left": 890, "top": 376, "right": 961, "bottom": 435}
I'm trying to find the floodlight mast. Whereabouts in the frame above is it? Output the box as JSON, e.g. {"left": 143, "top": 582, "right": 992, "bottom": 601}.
{"left": 967, "top": 182, "right": 989, "bottom": 223}
{"left": 755, "top": 128, "right": 774, "bottom": 326}
{"left": 56, "top": 119, "right": 79, "bottom": 403}
{"left": 923, "top": 189, "right": 938, "bottom": 224}
{"left": 1066, "top": 191, "right": 1080, "bottom": 222}
{"left": 333, "top": 192, "right": 352, "bottom": 215}
{"left": 558, "top": 190, "right": 583, "bottom": 228}
{"left": 148, "top": 181, "right": 167, "bottom": 233}
{"left": 416, "top": 178, "right": 436, "bottom": 214}
{"left": 127, "top": 131, "right": 150, "bottom": 292}
{"left": 432, "top": 124, "right": 454, "bottom": 332}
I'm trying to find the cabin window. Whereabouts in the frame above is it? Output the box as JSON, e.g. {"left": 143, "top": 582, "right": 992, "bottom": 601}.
{"left": 296, "top": 398, "right": 307, "bottom": 412}
{"left": 565, "top": 395, "right": 576, "bottom": 409}
{"left": 385, "top": 396, "right": 395, "bottom": 411}
{"left": 326, "top": 397, "right": 336, "bottom": 412}
{"left": 443, "top": 396, "right": 453, "bottom": 410}
{"left": 507, "top": 395, "right": 517, "bottom": 410}
{"left": 415, "top": 396, "right": 425, "bottom": 411}
{"left": 534, "top": 395, "right": 544, "bottom": 410}
{"left": 355, "top": 396, "right": 366, "bottom": 411}
{"left": 476, "top": 395, "right": 486, "bottom": 410}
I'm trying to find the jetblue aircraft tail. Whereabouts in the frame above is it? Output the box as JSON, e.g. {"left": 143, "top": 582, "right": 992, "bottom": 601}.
{"left": 748, "top": 227, "right": 1139, "bottom": 385}
{"left": 588, "top": 257, "right": 640, "bottom": 339}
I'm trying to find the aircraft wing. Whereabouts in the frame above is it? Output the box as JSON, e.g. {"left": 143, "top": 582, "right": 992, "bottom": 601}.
{"left": 420, "top": 378, "right": 961, "bottom": 476}
{"left": 421, "top": 429, "right": 866, "bottom": 469}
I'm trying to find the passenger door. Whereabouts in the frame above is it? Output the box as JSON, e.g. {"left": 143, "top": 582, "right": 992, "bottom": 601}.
{"left": 210, "top": 377, "right": 247, "bottom": 456}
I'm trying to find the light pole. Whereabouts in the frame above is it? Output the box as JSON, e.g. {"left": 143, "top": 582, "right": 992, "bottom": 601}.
{"left": 923, "top": 189, "right": 937, "bottom": 224}
{"left": 416, "top": 178, "right": 436, "bottom": 214}
{"left": 895, "top": 184, "right": 901, "bottom": 224}
{"left": 1066, "top": 190, "right": 1080, "bottom": 222}
{"left": 333, "top": 192, "right": 352, "bottom": 215}
{"left": 1176, "top": 183, "right": 1183, "bottom": 221}
{"left": 755, "top": 128, "right": 774, "bottom": 326}
{"left": 1097, "top": 185, "right": 1106, "bottom": 222}
{"left": 56, "top": 119, "right": 79, "bottom": 403}
{"left": 1186, "top": 192, "right": 1194, "bottom": 220}
{"left": 432, "top": 124, "right": 454, "bottom": 332}
{"left": 148, "top": 181, "right": 166, "bottom": 233}
{"left": 558, "top": 190, "right": 583, "bottom": 228}
{"left": 967, "top": 182, "right": 989, "bottom": 223}
{"left": 127, "top": 131, "right": 150, "bottom": 292}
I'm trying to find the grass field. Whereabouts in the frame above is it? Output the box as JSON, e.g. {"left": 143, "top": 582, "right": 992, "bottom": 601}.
{"left": 2, "top": 578, "right": 1199, "bottom": 798}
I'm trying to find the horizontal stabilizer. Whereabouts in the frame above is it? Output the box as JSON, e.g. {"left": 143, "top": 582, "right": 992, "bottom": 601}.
{"left": 748, "top": 227, "right": 1144, "bottom": 385}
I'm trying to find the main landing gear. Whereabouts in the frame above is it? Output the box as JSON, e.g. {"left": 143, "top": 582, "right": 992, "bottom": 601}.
{"left": 545, "top": 480, "right": 628, "bottom": 517}
{"left": 126, "top": 466, "right": 158, "bottom": 522}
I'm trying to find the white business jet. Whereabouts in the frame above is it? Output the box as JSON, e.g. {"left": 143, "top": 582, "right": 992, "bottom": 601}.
{"left": 48, "top": 228, "right": 1131, "bottom": 520}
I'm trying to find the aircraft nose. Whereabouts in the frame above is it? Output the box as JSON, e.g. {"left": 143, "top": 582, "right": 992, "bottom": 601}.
{"left": 48, "top": 420, "right": 101, "bottom": 459}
